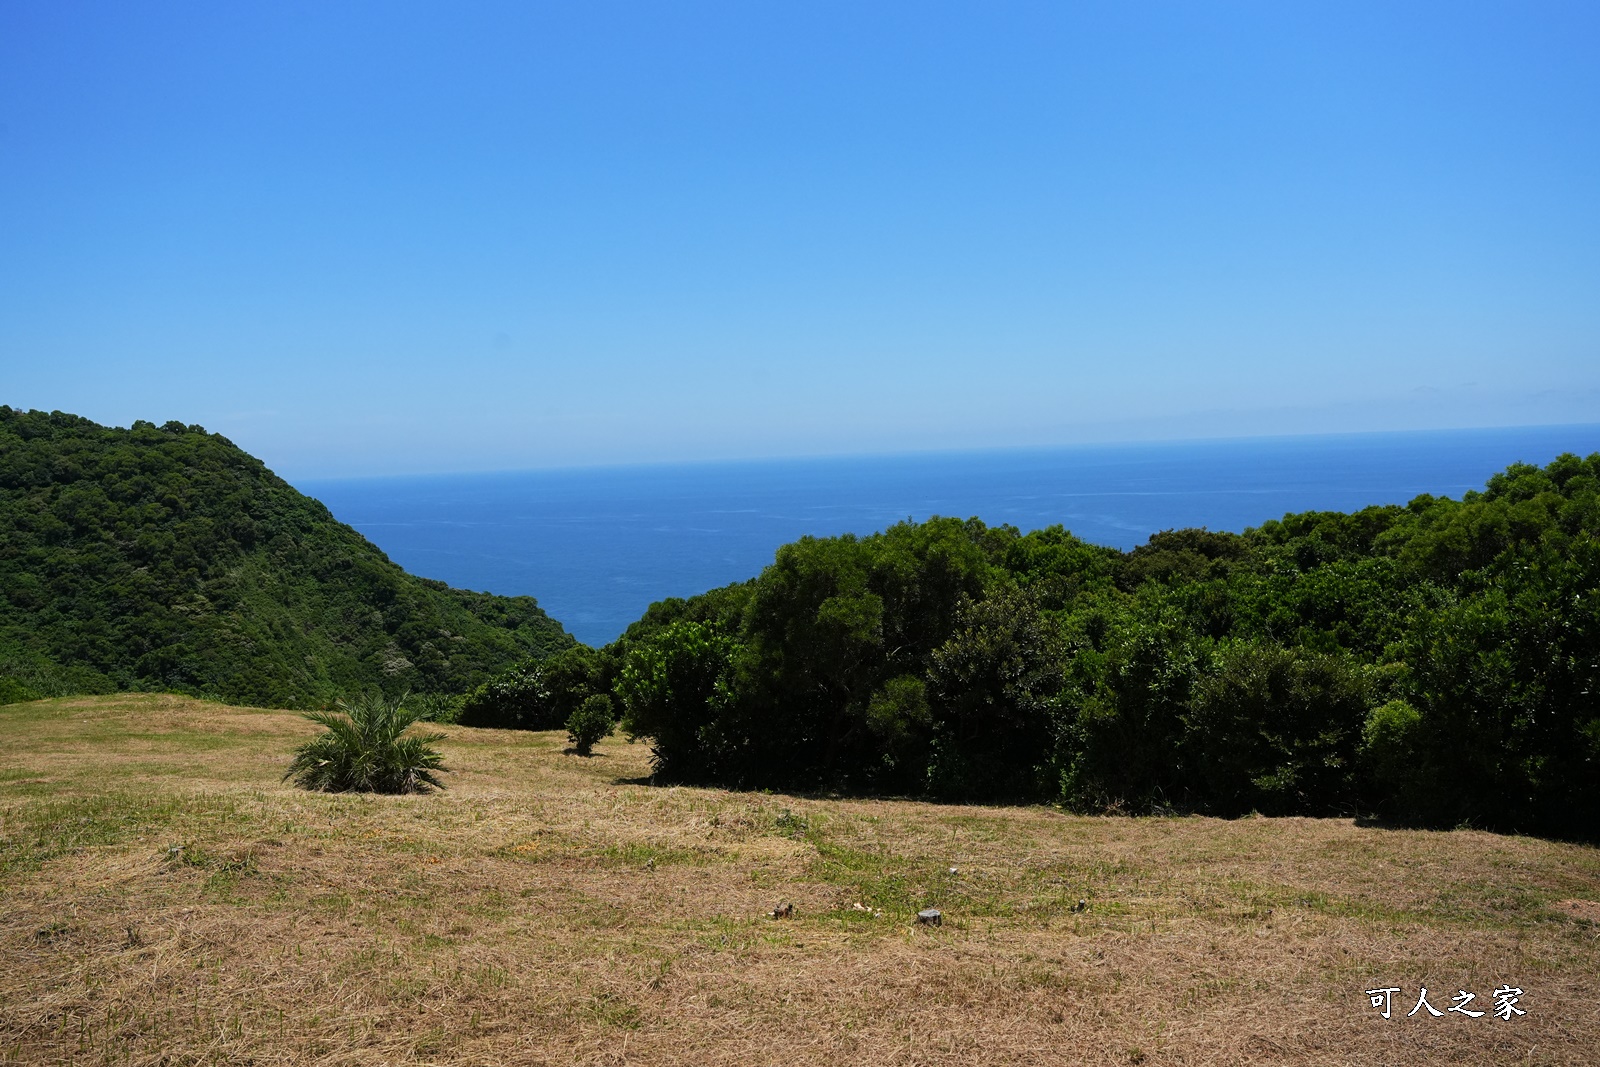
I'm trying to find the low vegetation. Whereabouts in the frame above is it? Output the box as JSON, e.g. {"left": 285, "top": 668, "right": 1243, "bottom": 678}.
{"left": 283, "top": 693, "right": 449, "bottom": 794}
{"left": 3, "top": 694, "right": 1597, "bottom": 1065}
{"left": 458, "top": 643, "right": 600, "bottom": 730}
{"left": 566, "top": 693, "right": 616, "bottom": 756}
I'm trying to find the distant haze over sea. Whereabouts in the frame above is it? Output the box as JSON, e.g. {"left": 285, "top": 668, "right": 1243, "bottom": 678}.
{"left": 302, "top": 425, "right": 1600, "bottom": 647}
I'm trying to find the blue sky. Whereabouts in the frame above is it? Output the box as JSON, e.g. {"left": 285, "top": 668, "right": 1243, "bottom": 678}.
{"left": 3, "top": 1, "right": 1597, "bottom": 479}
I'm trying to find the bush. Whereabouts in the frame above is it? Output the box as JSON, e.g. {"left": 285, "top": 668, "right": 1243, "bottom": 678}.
{"left": 457, "top": 664, "right": 548, "bottom": 729}
{"left": 539, "top": 645, "right": 606, "bottom": 722}
{"left": 616, "top": 620, "right": 741, "bottom": 780}
{"left": 1360, "top": 699, "right": 1431, "bottom": 818}
{"left": 1183, "top": 642, "right": 1371, "bottom": 816}
{"left": 566, "top": 694, "right": 616, "bottom": 756}
{"left": 924, "top": 589, "right": 1062, "bottom": 801}
{"left": 284, "top": 693, "right": 448, "bottom": 793}
{"left": 408, "top": 691, "right": 463, "bottom": 724}
{"left": 1060, "top": 618, "right": 1200, "bottom": 813}
{"left": 457, "top": 646, "right": 602, "bottom": 730}
{"left": 0, "top": 676, "right": 41, "bottom": 705}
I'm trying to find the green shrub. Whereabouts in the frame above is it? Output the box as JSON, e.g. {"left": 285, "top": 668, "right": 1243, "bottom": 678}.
{"left": 408, "top": 691, "right": 463, "bottom": 724}
{"left": 458, "top": 646, "right": 602, "bottom": 730}
{"left": 616, "top": 620, "right": 741, "bottom": 780}
{"left": 539, "top": 645, "right": 607, "bottom": 721}
{"left": 566, "top": 694, "right": 616, "bottom": 756}
{"left": 1183, "top": 642, "right": 1371, "bottom": 816}
{"left": 284, "top": 693, "right": 448, "bottom": 793}
{"left": 774, "top": 808, "right": 810, "bottom": 837}
{"left": 0, "top": 676, "right": 41, "bottom": 705}
{"left": 924, "top": 589, "right": 1062, "bottom": 801}
{"left": 457, "top": 665, "right": 547, "bottom": 729}
{"left": 1359, "top": 699, "right": 1433, "bottom": 819}
{"left": 1060, "top": 618, "right": 1200, "bottom": 814}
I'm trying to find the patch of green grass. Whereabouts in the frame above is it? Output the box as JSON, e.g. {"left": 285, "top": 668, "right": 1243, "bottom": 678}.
{"left": 408, "top": 1026, "right": 452, "bottom": 1056}
{"left": 108, "top": 729, "right": 245, "bottom": 752}
{"left": 936, "top": 812, "right": 1016, "bottom": 843}
{"left": 0, "top": 790, "right": 244, "bottom": 879}
{"left": 807, "top": 840, "right": 991, "bottom": 918}
{"left": 0, "top": 697, "right": 79, "bottom": 726}
{"left": 773, "top": 808, "right": 810, "bottom": 838}
{"left": 1193, "top": 878, "right": 1543, "bottom": 931}
{"left": 495, "top": 834, "right": 722, "bottom": 870}
{"left": 467, "top": 962, "right": 512, "bottom": 992}
{"left": 1006, "top": 962, "right": 1079, "bottom": 993}
{"left": 336, "top": 944, "right": 406, "bottom": 980}
{"left": 459, "top": 888, "right": 513, "bottom": 921}
{"left": 1421, "top": 881, "right": 1553, "bottom": 930}
{"left": 811, "top": 903, "right": 889, "bottom": 926}
{"left": 0, "top": 769, "right": 57, "bottom": 798}
{"left": 168, "top": 846, "right": 252, "bottom": 869}
{"left": 164, "top": 842, "right": 262, "bottom": 902}
{"left": 551, "top": 891, "right": 632, "bottom": 931}
{"left": 309, "top": 891, "right": 355, "bottom": 915}
{"left": 580, "top": 992, "right": 642, "bottom": 1029}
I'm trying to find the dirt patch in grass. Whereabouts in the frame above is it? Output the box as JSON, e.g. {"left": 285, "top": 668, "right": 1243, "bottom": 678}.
{"left": 1, "top": 694, "right": 1597, "bottom": 1065}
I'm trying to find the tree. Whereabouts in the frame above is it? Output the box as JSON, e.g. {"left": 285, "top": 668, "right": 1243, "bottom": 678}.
{"left": 616, "top": 620, "right": 742, "bottom": 782}
{"left": 567, "top": 693, "right": 616, "bottom": 756}
{"left": 1183, "top": 642, "right": 1371, "bottom": 816}
{"left": 458, "top": 644, "right": 602, "bottom": 730}
{"left": 924, "top": 588, "right": 1062, "bottom": 801}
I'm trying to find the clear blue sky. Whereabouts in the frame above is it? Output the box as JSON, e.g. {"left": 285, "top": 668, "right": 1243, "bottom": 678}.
{"left": 3, "top": 2, "right": 1597, "bottom": 479}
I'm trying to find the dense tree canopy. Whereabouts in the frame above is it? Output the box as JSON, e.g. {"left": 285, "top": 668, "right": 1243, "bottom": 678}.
{"left": 0, "top": 407, "right": 571, "bottom": 707}
{"left": 473, "top": 452, "right": 1599, "bottom": 840}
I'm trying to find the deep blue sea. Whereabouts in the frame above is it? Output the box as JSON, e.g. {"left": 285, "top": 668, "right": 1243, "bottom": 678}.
{"left": 301, "top": 425, "right": 1600, "bottom": 647}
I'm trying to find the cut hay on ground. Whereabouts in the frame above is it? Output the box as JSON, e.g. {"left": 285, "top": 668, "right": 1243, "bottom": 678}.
{"left": 2, "top": 695, "right": 1597, "bottom": 1065}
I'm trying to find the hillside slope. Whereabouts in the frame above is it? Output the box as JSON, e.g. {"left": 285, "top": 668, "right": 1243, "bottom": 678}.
{"left": 0, "top": 407, "right": 572, "bottom": 706}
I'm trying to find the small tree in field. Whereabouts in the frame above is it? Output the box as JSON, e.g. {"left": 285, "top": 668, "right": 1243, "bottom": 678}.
{"left": 284, "top": 693, "right": 448, "bottom": 793}
{"left": 566, "top": 694, "right": 616, "bottom": 756}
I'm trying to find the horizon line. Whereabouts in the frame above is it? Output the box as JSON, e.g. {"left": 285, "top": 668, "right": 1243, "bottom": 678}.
{"left": 290, "top": 420, "right": 1600, "bottom": 486}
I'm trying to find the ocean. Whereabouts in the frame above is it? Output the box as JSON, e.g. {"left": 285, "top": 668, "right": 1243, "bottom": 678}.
{"left": 300, "top": 424, "right": 1600, "bottom": 647}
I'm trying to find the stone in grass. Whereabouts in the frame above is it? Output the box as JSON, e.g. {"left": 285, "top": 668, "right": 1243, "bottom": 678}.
{"left": 916, "top": 908, "right": 942, "bottom": 926}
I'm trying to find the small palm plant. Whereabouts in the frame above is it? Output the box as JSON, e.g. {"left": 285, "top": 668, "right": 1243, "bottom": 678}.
{"left": 284, "top": 692, "right": 448, "bottom": 793}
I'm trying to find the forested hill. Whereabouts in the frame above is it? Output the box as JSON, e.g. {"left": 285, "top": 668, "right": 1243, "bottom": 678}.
{"left": 0, "top": 407, "right": 572, "bottom": 707}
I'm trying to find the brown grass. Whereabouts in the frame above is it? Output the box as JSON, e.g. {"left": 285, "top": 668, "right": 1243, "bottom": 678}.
{"left": 2, "top": 693, "right": 1597, "bottom": 1065}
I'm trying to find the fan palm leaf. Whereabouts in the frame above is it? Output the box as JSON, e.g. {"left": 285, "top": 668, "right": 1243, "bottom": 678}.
{"left": 284, "top": 692, "right": 449, "bottom": 794}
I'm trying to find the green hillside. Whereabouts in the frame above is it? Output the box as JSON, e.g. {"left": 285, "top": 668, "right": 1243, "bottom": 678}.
{"left": 0, "top": 407, "right": 572, "bottom": 707}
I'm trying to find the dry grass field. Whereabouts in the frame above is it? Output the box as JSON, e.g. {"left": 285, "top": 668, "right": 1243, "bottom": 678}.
{"left": 1, "top": 694, "right": 1597, "bottom": 1065}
